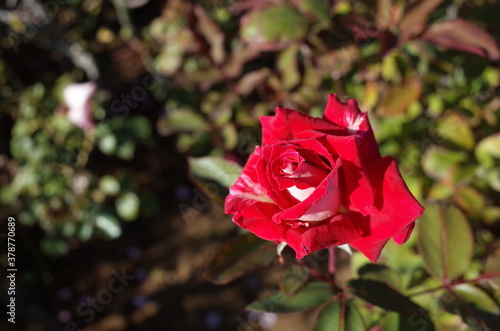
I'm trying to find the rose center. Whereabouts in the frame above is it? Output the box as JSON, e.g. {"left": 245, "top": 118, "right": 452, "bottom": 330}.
{"left": 279, "top": 151, "right": 328, "bottom": 184}
{"left": 276, "top": 150, "right": 330, "bottom": 202}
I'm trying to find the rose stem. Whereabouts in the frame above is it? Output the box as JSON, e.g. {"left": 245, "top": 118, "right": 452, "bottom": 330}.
{"left": 328, "top": 247, "right": 336, "bottom": 283}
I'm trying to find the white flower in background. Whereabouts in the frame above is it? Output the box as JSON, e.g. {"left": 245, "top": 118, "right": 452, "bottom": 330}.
{"left": 246, "top": 311, "right": 278, "bottom": 330}
{"left": 63, "top": 81, "right": 97, "bottom": 133}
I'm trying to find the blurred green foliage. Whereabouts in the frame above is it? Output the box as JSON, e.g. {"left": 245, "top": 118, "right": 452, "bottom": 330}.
{"left": 1, "top": 0, "right": 500, "bottom": 329}
{"left": 1, "top": 80, "right": 152, "bottom": 255}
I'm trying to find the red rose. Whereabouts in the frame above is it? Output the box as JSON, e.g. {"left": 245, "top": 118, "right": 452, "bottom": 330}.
{"left": 225, "top": 94, "right": 424, "bottom": 262}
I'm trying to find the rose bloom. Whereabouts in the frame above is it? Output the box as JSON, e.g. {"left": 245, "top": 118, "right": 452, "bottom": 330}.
{"left": 225, "top": 94, "right": 424, "bottom": 262}
{"left": 63, "top": 81, "right": 97, "bottom": 133}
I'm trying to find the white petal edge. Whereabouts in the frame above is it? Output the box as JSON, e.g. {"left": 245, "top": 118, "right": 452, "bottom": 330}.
{"left": 347, "top": 113, "right": 364, "bottom": 131}
{"left": 277, "top": 241, "right": 287, "bottom": 256}
{"left": 337, "top": 244, "right": 353, "bottom": 255}
{"left": 287, "top": 185, "right": 315, "bottom": 202}
{"left": 230, "top": 174, "right": 275, "bottom": 204}
{"left": 297, "top": 171, "right": 340, "bottom": 222}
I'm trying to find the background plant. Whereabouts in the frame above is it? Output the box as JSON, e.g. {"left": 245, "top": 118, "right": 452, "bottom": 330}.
{"left": 1, "top": 0, "right": 500, "bottom": 330}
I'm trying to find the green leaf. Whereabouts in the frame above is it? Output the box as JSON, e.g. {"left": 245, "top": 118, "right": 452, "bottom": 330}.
{"left": 384, "top": 311, "right": 436, "bottom": 331}
{"left": 428, "top": 182, "right": 453, "bottom": 200}
{"left": 277, "top": 44, "right": 300, "bottom": 90}
{"left": 486, "top": 168, "right": 500, "bottom": 192}
{"left": 156, "top": 108, "right": 209, "bottom": 136}
{"left": 375, "top": 0, "right": 393, "bottom": 30}
{"left": 358, "top": 264, "right": 402, "bottom": 290}
{"left": 380, "top": 311, "right": 436, "bottom": 331}
{"left": 115, "top": 192, "right": 140, "bottom": 221}
{"left": 334, "top": 1, "right": 351, "bottom": 14}
{"left": 483, "top": 206, "right": 500, "bottom": 225}
{"left": 176, "top": 132, "right": 211, "bottom": 155}
{"left": 139, "top": 190, "right": 159, "bottom": 217}
{"left": 193, "top": 5, "right": 225, "bottom": 65}
{"left": 452, "top": 186, "right": 485, "bottom": 216}
{"left": 78, "top": 222, "right": 94, "bottom": 241}
{"left": 436, "top": 112, "right": 474, "bottom": 150}
{"left": 440, "top": 284, "right": 500, "bottom": 330}
{"left": 382, "top": 54, "right": 402, "bottom": 83}
{"left": 476, "top": 133, "right": 500, "bottom": 168}
{"left": 280, "top": 264, "right": 309, "bottom": 296}
{"left": 399, "top": 0, "right": 446, "bottom": 40}
{"left": 125, "top": 116, "right": 152, "bottom": 140}
{"left": 315, "top": 300, "right": 366, "bottom": 331}
{"left": 350, "top": 280, "right": 436, "bottom": 330}
{"left": 482, "top": 66, "right": 500, "bottom": 87}
{"left": 423, "top": 19, "right": 500, "bottom": 61}
{"left": 116, "top": 140, "right": 135, "bottom": 160}
{"left": 240, "top": 6, "right": 308, "bottom": 49}
{"left": 375, "top": 117, "right": 404, "bottom": 141}
{"left": 450, "top": 284, "right": 499, "bottom": 314}
{"left": 376, "top": 77, "right": 422, "bottom": 116}
{"left": 427, "top": 94, "right": 444, "bottom": 117}
{"left": 300, "top": 0, "right": 331, "bottom": 24}
{"left": 220, "top": 124, "right": 238, "bottom": 150}
{"left": 421, "top": 146, "right": 467, "bottom": 181}
{"left": 316, "top": 45, "right": 359, "bottom": 78}
{"left": 41, "top": 237, "right": 69, "bottom": 256}
{"left": 485, "top": 241, "right": 500, "bottom": 287}
{"left": 206, "top": 233, "right": 276, "bottom": 285}
{"left": 349, "top": 279, "right": 423, "bottom": 314}
{"left": 188, "top": 156, "right": 242, "bottom": 189}
{"left": 99, "top": 134, "right": 117, "bottom": 155}
{"left": 417, "top": 203, "right": 474, "bottom": 281}
{"left": 379, "top": 240, "right": 423, "bottom": 290}
{"left": 380, "top": 312, "right": 400, "bottom": 331}
{"left": 99, "top": 175, "right": 121, "bottom": 196}
{"left": 155, "top": 43, "right": 183, "bottom": 75}
{"left": 201, "top": 92, "right": 236, "bottom": 125}
{"left": 247, "top": 282, "right": 334, "bottom": 313}
{"left": 95, "top": 214, "right": 122, "bottom": 239}
{"left": 236, "top": 69, "right": 271, "bottom": 95}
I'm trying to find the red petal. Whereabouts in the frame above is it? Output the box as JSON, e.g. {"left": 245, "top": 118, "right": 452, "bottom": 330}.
{"left": 259, "top": 138, "right": 337, "bottom": 210}
{"left": 323, "top": 94, "right": 381, "bottom": 162}
{"left": 392, "top": 223, "right": 415, "bottom": 245}
{"left": 225, "top": 147, "right": 277, "bottom": 214}
{"left": 323, "top": 94, "right": 367, "bottom": 131}
{"left": 348, "top": 156, "right": 424, "bottom": 261}
{"left": 273, "top": 158, "right": 342, "bottom": 222}
{"left": 285, "top": 214, "right": 363, "bottom": 258}
{"left": 322, "top": 135, "right": 376, "bottom": 215}
{"left": 350, "top": 237, "right": 390, "bottom": 263}
{"left": 231, "top": 201, "right": 287, "bottom": 242}
{"left": 260, "top": 107, "right": 346, "bottom": 145}
{"left": 271, "top": 149, "right": 328, "bottom": 189}
{"left": 259, "top": 145, "right": 299, "bottom": 210}
{"left": 260, "top": 110, "right": 294, "bottom": 145}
